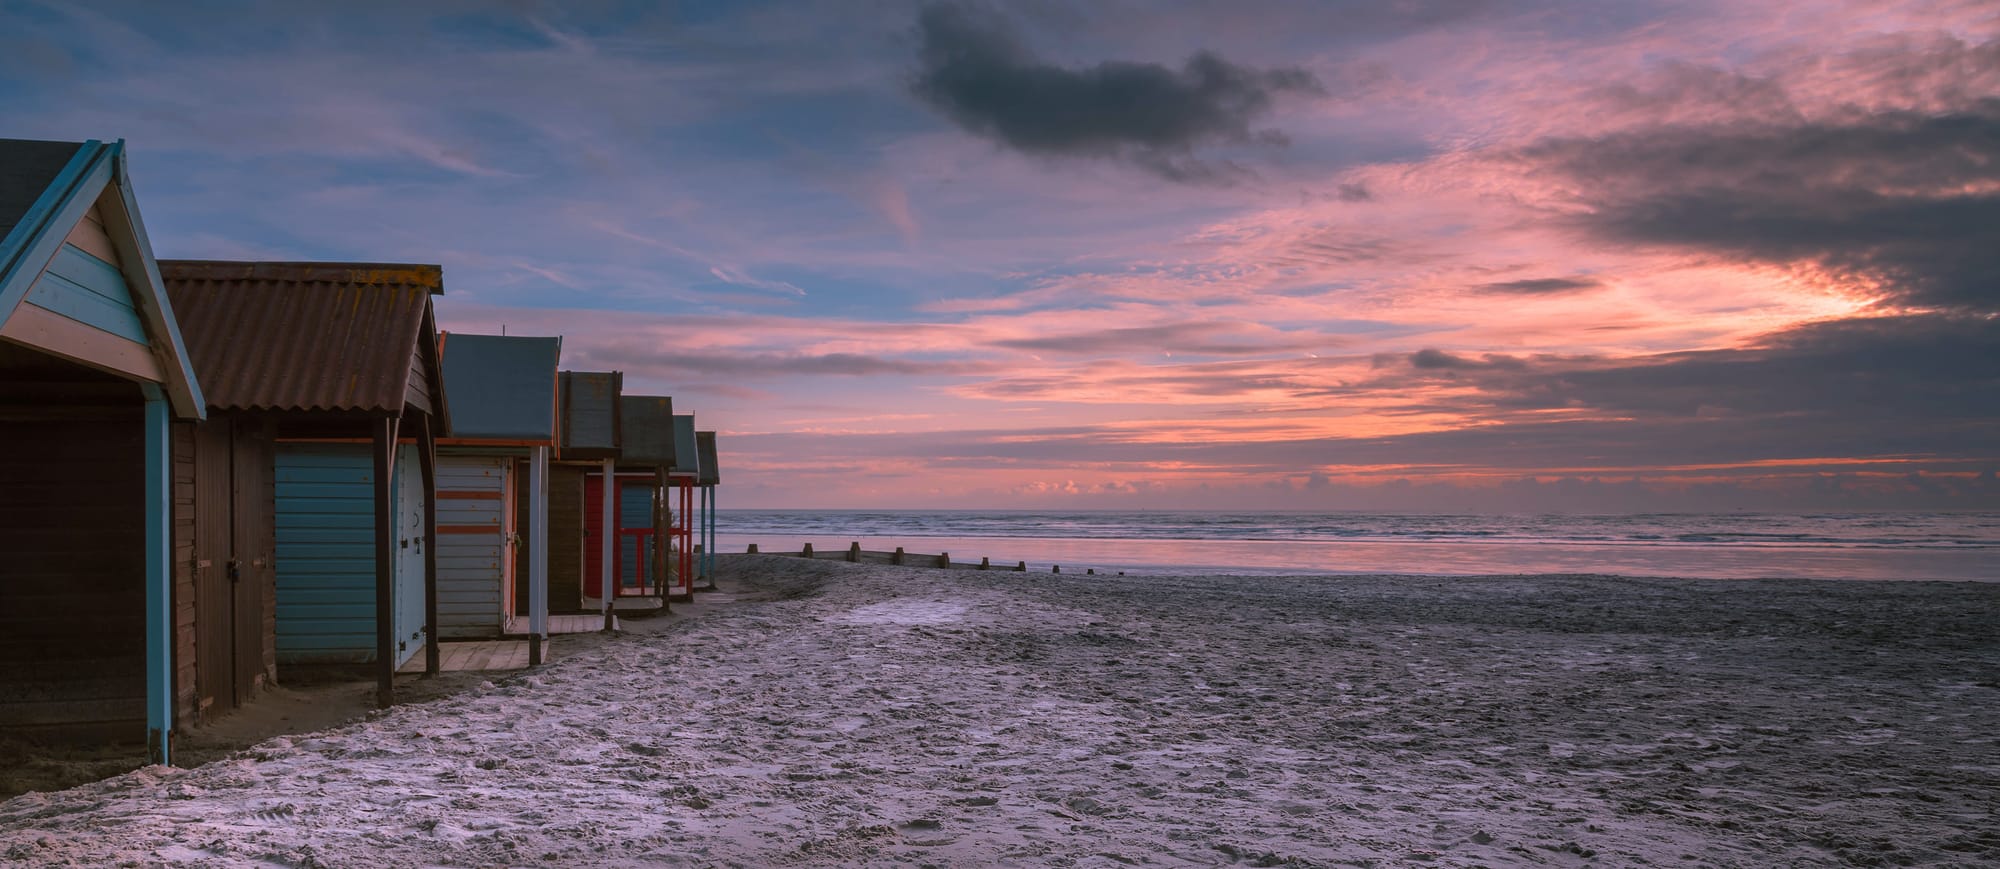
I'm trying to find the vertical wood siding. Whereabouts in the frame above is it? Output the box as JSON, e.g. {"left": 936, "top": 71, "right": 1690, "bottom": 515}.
{"left": 549, "top": 464, "right": 584, "bottom": 612}
{"left": 0, "top": 419, "right": 146, "bottom": 738}
{"left": 171, "top": 422, "right": 197, "bottom": 725}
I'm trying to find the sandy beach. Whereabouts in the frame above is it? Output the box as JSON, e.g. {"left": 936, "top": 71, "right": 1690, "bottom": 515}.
{"left": 2, "top": 556, "right": 1995, "bottom": 867}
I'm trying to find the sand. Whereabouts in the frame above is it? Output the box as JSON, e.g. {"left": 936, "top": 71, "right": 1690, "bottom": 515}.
{"left": 1, "top": 556, "right": 1995, "bottom": 867}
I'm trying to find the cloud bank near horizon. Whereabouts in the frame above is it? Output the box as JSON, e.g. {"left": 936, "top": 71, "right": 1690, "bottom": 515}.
{"left": 5, "top": 0, "right": 1995, "bottom": 510}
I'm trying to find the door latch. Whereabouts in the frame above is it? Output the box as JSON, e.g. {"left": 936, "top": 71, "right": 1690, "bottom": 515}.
{"left": 227, "top": 560, "right": 241, "bottom": 583}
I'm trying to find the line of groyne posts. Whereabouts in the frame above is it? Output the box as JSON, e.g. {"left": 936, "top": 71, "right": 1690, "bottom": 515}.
{"left": 745, "top": 542, "right": 1109, "bottom": 575}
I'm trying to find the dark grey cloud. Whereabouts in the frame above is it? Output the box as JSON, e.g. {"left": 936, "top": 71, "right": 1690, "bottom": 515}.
{"left": 990, "top": 321, "right": 1328, "bottom": 357}
{"left": 575, "top": 348, "right": 991, "bottom": 379}
{"left": 941, "top": 314, "right": 1999, "bottom": 477}
{"left": 910, "top": 2, "right": 1322, "bottom": 181}
{"left": 1475, "top": 276, "right": 1601, "bottom": 295}
{"left": 1524, "top": 88, "right": 2000, "bottom": 311}
{"left": 1406, "top": 349, "right": 1529, "bottom": 371}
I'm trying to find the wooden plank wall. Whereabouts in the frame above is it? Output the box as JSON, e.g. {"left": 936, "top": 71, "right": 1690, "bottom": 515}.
{"left": 0, "top": 419, "right": 146, "bottom": 740}
{"left": 171, "top": 421, "right": 197, "bottom": 725}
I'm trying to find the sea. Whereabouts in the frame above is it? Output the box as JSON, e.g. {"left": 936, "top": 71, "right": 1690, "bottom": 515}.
{"left": 716, "top": 510, "right": 2000, "bottom": 582}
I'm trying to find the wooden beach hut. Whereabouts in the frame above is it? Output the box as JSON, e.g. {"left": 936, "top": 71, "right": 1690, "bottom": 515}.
{"left": 695, "top": 430, "right": 720, "bottom": 590}
{"left": 161, "top": 260, "right": 447, "bottom": 707}
{"left": 434, "top": 333, "right": 560, "bottom": 659}
{"left": 582, "top": 396, "right": 675, "bottom": 612}
{"left": 664, "top": 414, "right": 701, "bottom": 602}
{"left": 520, "top": 370, "right": 621, "bottom": 617}
{"left": 0, "top": 138, "right": 206, "bottom": 763}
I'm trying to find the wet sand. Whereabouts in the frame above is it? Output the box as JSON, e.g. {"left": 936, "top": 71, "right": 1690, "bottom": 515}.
{"left": 1, "top": 556, "right": 1995, "bottom": 866}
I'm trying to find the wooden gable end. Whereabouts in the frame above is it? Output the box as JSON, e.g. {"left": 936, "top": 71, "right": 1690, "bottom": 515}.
{"left": 0, "top": 199, "right": 162, "bottom": 382}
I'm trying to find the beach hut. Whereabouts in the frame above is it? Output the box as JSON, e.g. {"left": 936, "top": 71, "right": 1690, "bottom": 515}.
{"left": 0, "top": 138, "right": 205, "bottom": 763}
{"left": 664, "top": 414, "right": 701, "bottom": 602}
{"left": 528, "top": 370, "right": 621, "bottom": 618}
{"left": 581, "top": 395, "right": 676, "bottom": 611}
{"left": 695, "top": 430, "right": 720, "bottom": 590}
{"left": 434, "top": 333, "right": 560, "bottom": 662}
{"left": 161, "top": 260, "right": 447, "bottom": 708}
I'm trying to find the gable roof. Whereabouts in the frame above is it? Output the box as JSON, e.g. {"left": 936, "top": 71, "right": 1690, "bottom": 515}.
{"left": 557, "top": 370, "right": 622, "bottom": 460}
{"left": 696, "top": 431, "right": 719, "bottom": 485}
{"left": 439, "top": 332, "right": 561, "bottom": 442}
{"left": 0, "top": 138, "right": 205, "bottom": 417}
{"left": 160, "top": 260, "right": 445, "bottom": 421}
{"left": 668, "top": 414, "right": 700, "bottom": 478}
{"left": 617, "top": 395, "right": 676, "bottom": 467}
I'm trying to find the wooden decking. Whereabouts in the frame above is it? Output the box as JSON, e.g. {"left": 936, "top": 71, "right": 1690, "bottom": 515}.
{"left": 503, "top": 614, "right": 615, "bottom": 636}
{"left": 397, "top": 640, "right": 544, "bottom": 674}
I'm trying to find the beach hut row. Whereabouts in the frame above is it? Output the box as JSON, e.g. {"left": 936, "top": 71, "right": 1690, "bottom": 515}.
{"left": 0, "top": 138, "right": 724, "bottom": 765}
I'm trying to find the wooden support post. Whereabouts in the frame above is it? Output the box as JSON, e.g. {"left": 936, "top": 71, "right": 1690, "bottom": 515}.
{"left": 747, "top": 543, "right": 759, "bottom": 554}
{"left": 418, "top": 414, "right": 439, "bottom": 677}
{"left": 373, "top": 416, "right": 399, "bottom": 708}
{"left": 654, "top": 468, "right": 671, "bottom": 613}
{"left": 847, "top": 542, "right": 860, "bottom": 562}
{"left": 1053, "top": 565, "right": 1061, "bottom": 574}
{"left": 892, "top": 547, "right": 904, "bottom": 565}
{"left": 1016, "top": 561, "right": 1026, "bottom": 572}
{"left": 938, "top": 552, "right": 950, "bottom": 568}
{"left": 528, "top": 446, "right": 549, "bottom": 666}
{"left": 980, "top": 557, "right": 990, "bottom": 570}
{"left": 141, "top": 385, "right": 172, "bottom": 765}
{"left": 802, "top": 542, "right": 813, "bottom": 558}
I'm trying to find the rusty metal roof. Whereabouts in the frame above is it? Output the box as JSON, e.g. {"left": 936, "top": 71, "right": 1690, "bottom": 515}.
{"left": 160, "top": 260, "right": 444, "bottom": 415}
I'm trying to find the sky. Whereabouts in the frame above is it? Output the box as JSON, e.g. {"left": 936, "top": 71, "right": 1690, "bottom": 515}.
{"left": 5, "top": 0, "right": 1997, "bottom": 511}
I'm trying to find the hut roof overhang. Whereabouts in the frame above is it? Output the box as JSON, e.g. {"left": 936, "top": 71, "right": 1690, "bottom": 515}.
{"left": 0, "top": 138, "right": 205, "bottom": 418}
{"left": 438, "top": 332, "right": 561, "bottom": 444}
{"left": 160, "top": 260, "right": 447, "bottom": 428}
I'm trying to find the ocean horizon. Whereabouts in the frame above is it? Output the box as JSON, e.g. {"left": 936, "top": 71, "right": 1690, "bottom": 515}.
{"left": 715, "top": 509, "right": 2000, "bottom": 582}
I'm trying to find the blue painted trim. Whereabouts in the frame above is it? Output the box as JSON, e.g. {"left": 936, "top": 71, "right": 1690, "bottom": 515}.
{"left": 142, "top": 384, "right": 172, "bottom": 765}
{"left": 25, "top": 244, "right": 148, "bottom": 343}
{"left": 0, "top": 141, "right": 109, "bottom": 329}
{"left": 111, "top": 142, "right": 206, "bottom": 418}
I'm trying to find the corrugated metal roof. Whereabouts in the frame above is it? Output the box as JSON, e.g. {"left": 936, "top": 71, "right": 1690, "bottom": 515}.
{"left": 558, "top": 370, "right": 622, "bottom": 459}
{"left": 696, "top": 431, "right": 719, "bottom": 485}
{"left": 440, "top": 333, "right": 561, "bottom": 441}
{"left": 618, "top": 395, "right": 675, "bottom": 467}
{"left": 669, "top": 414, "right": 700, "bottom": 478}
{"left": 161, "top": 260, "right": 443, "bottom": 414}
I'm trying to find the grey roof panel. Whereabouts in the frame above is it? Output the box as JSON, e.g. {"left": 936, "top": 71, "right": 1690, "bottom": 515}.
{"left": 618, "top": 395, "right": 675, "bottom": 467}
{"left": 696, "top": 431, "right": 719, "bottom": 485}
{"left": 669, "top": 414, "right": 699, "bottom": 477}
{"left": 440, "top": 333, "right": 561, "bottom": 441}
{"left": 558, "top": 370, "right": 621, "bottom": 459}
